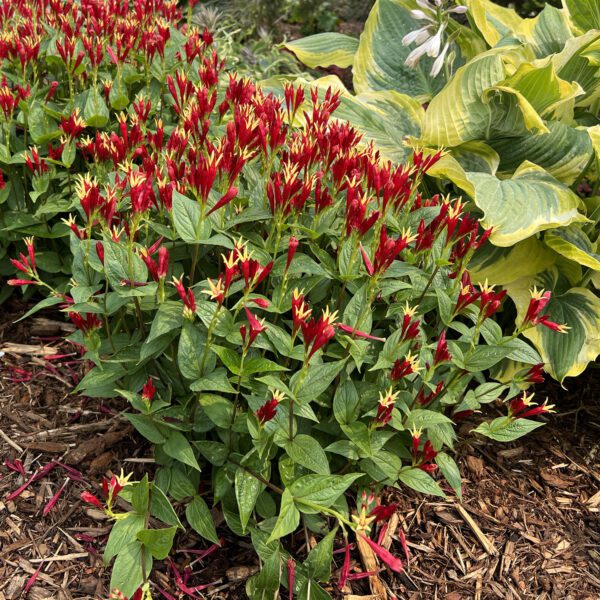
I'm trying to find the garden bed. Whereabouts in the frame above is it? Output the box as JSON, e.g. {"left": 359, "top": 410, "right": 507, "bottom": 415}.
{"left": 1, "top": 302, "right": 598, "bottom": 600}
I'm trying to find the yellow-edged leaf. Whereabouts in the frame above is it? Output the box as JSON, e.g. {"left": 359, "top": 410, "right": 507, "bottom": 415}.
{"left": 283, "top": 33, "right": 359, "bottom": 69}
{"left": 544, "top": 224, "right": 600, "bottom": 270}
{"left": 469, "top": 237, "right": 556, "bottom": 286}
{"left": 464, "top": 0, "right": 523, "bottom": 47}
{"left": 467, "top": 161, "right": 587, "bottom": 246}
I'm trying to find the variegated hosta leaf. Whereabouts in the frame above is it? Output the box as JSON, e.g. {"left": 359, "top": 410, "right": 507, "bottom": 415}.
{"left": 469, "top": 237, "right": 556, "bottom": 286}
{"left": 488, "top": 121, "right": 594, "bottom": 185}
{"left": 506, "top": 269, "right": 600, "bottom": 381}
{"left": 498, "top": 61, "right": 582, "bottom": 120}
{"left": 563, "top": 0, "right": 600, "bottom": 33}
{"left": 544, "top": 224, "right": 600, "bottom": 270}
{"left": 283, "top": 33, "right": 359, "bottom": 69}
{"left": 421, "top": 51, "right": 507, "bottom": 147}
{"left": 421, "top": 47, "right": 545, "bottom": 148}
{"left": 466, "top": 161, "right": 587, "bottom": 247}
{"left": 464, "top": 0, "right": 523, "bottom": 47}
{"left": 352, "top": 0, "right": 446, "bottom": 99}
{"left": 506, "top": 5, "right": 572, "bottom": 59}
{"left": 582, "top": 38, "right": 600, "bottom": 66}
{"left": 552, "top": 30, "right": 600, "bottom": 106}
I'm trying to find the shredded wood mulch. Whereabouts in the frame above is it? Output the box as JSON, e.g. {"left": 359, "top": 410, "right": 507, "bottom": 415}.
{"left": 1, "top": 299, "right": 599, "bottom": 600}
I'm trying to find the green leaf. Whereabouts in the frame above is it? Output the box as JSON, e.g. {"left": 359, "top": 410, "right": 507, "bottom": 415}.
{"left": 137, "top": 526, "right": 177, "bottom": 559}
{"left": 131, "top": 475, "right": 150, "bottom": 515}
{"left": 333, "top": 380, "right": 360, "bottom": 425}
{"left": 435, "top": 452, "right": 463, "bottom": 500}
{"left": 468, "top": 162, "right": 586, "bottom": 247}
{"left": 84, "top": 86, "right": 110, "bottom": 128}
{"left": 172, "top": 190, "right": 208, "bottom": 243}
{"left": 243, "top": 357, "right": 289, "bottom": 376}
{"left": 564, "top": 0, "right": 600, "bottom": 32}
{"left": 290, "top": 473, "right": 362, "bottom": 510}
{"left": 146, "top": 303, "right": 182, "bottom": 345}
{"left": 488, "top": 121, "right": 593, "bottom": 186}
{"left": 104, "top": 512, "right": 145, "bottom": 563}
{"left": 197, "top": 394, "right": 233, "bottom": 428}
{"left": 353, "top": 0, "right": 445, "bottom": 97}
{"left": 163, "top": 430, "right": 201, "bottom": 471}
{"left": 178, "top": 321, "right": 207, "bottom": 380}
{"left": 186, "top": 495, "right": 220, "bottom": 545}
{"left": 235, "top": 468, "right": 263, "bottom": 532}
{"left": 268, "top": 489, "right": 299, "bottom": 542}
{"left": 284, "top": 33, "right": 358, "bottom": 68}
{"left": 293, "top": 359, "right": 347, "bottom": 403}
{"left": 398, "top": 467, "right": 446, "bottom": 497}
{"left": 150, "top": 484, "right": 182, "bottom": 528}
{"left": 544, "top": 225, "right": 600, "bottom": 271}
{"left": 464, "top": 0, "right": 523, "bottom": 46}
{"left": 463, "top": 345, "right": 516, "bottom": 371}
{"left": 305, "top": 528, "right": 337, "bottom": 581}
{"left": 405, "top": 409, "right": 452, "bottom": 430}
{"left": 285, "top": 434, "right": 330, "bottom": 475}
{"left": 125, "top": 413, "right": 166, "bottom": 444}
{"left": 110, "top": 541, "right": 151, "bottom": 598}
{"left": 103, "top": 236, "right": 148, "bottom": 290}
{"left": 473, "top": 416, "right": 544, "bottom": 441}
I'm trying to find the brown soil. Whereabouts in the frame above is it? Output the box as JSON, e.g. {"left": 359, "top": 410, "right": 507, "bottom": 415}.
{"left": 1, "top": 299, "right": 599, "bottom": 599}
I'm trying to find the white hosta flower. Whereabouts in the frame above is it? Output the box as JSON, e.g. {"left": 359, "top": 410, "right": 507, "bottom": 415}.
{"left": 402, "top": 0, "right": 467, "bottom": 77}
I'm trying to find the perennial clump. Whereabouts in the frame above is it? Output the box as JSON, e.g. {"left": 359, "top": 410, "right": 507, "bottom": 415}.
{"left": 3, "top": 0, "right": 565, "bottom": 597}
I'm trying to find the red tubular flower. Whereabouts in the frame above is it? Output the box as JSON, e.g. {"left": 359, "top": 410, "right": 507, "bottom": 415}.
{"left": 411, "top": 427, "right": 422, "bottom": 457}
{"left": 96, "top": 241, "right": 105, "bottom": 265}
{"left": 81, "top": 491, "right": 103, "bottom": 508}
{"left": 142, "top": 378, "right": 156, "bottom": 402}
{"left": 375, "top": 387, "right": 399, "bottom": 427}
{"left": 521, "top": 288, "right": 568, "bottom": 333}
{"left": 256, "top": 390, "right": 283, "bottom": 424}
{"left": 69, "top": 312, "right": 102, "bottom": 334}
{"left": 433, "top": 331, "right": 451, "bottom": 365}
{"left": 286, "top": 236, "right": 299, "bottom": 272}
{"left": 242, "top": 307, "right": 267, "bottom": 350}
{"left": 338, "top": 542, "right": 352, "bottom": 590}
{"left": 510, "top": 392, "right": 554, "bottom": 419}
{"left": 369, "top": 502, "right": 398, "bottom": 523}
{"left": 172, "top": 276, "right": 196, "bottom": 319}
{"left": 206, "top": 186, "right": 238, "bottom": 216}
{"left": 358, "top": 534, "right": 403, "bottom": 573}
{"left": 455, "top": 272, "right": 479, "bottom": 313}
{"left": 157, "top": 247, "right": 169, "bottom": 279}
{"left": 8, "top": 279, "right": 38, "bottom": 286}
{"left": 287, "top": 558, "right": 295, "bottom": 600}
{"left": 400, "top": 305, "right": 420, "bottom": 341}
{"left": 360, "top": 243, "right": 375, "bottom": 276}
{"left": 291, "top": 289, "right": 312, "bottom": 335}
{"left": 236, "top": 244, "right": 273, "bottom": 291}
{"left": 418, "top": 440, "right": 438, "bottom": 472}
{"left": 43, "top": 478, "right": 69, "bottom": 516}
{"left": 391, "top": 352, "right": 420, "bottom": 381}
{"left": 60, "top": 109, "right": 86, "bottom": 140}
{"left": 479, "top": 281, "right": 507, "bottom": 320}
{"left": 433, "top": 329, "right": 452, "bottom": 366}
{"left": 302, "top": 307, "right": 338, "bottom": 359}
{"left": 337, "top": 323, "right": 385, "bottom": 342}
{"left": 371, "top": 226, "right": 414, "bottom": 275}
{"left": 524, "top": 363, "right": 545, "bottom": 384}
{"left": 284, "top": 82, "right": 305, "bottom": 118}
{"left": 24, "top": 147, "right": 48, "bottom": 175}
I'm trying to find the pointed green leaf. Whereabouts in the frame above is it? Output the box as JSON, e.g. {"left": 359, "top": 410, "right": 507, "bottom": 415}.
{"left": 284, "top": 33, "right": 359, "bottom": 68}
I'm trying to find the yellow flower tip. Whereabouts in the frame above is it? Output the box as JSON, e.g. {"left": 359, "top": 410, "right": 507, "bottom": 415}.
{"left": 272, "top": 390, "right": 286, "bottom": 403}
{"left": 379, "top": 386, "right": 400, "bottom": 407}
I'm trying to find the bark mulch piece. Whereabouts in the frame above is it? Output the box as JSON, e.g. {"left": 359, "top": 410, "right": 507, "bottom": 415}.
{"left": 1, "top": 299, "right": 599, "bottom": 599}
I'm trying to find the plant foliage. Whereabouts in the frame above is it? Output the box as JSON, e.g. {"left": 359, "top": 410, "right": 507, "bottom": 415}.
{"left": 3, "top": 0, "right": 566, "bottom": 596}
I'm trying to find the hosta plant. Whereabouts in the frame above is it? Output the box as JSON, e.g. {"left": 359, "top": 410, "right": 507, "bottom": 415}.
{"left": 283, "top": 0, "right": 600, "bottom": 382}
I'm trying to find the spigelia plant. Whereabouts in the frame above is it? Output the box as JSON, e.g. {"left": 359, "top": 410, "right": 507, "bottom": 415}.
{"left": 283, "top": 0, "right": 600, "bottom": 382}
{"left": 10, "top": 14, "right": 568, "bottom": 592}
